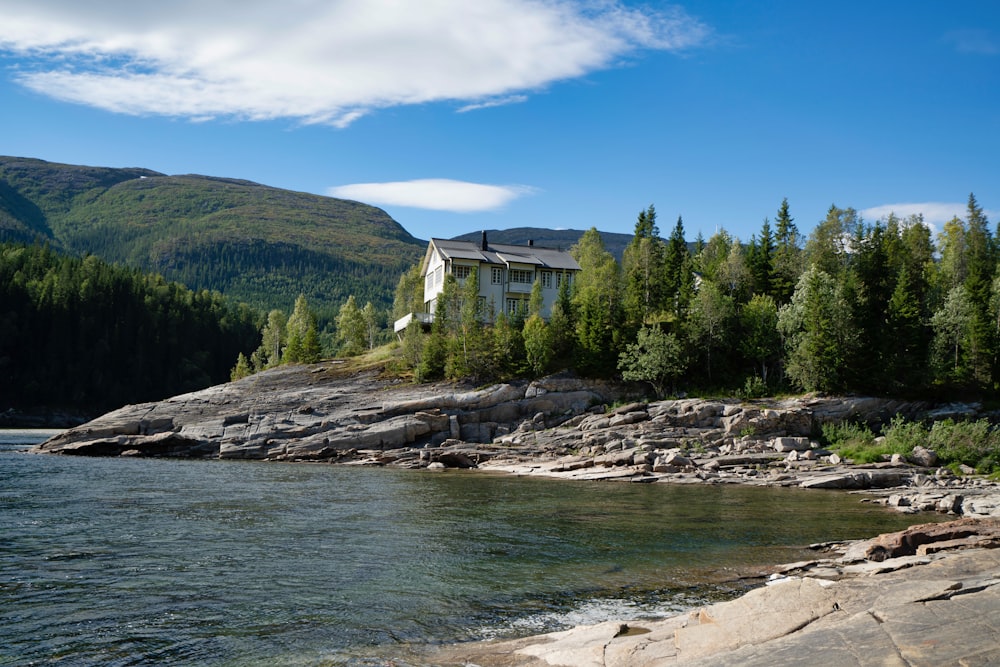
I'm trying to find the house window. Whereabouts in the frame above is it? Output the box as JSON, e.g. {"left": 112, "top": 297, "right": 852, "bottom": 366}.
{"left": 434, "top": 266, "right": 443, "bottom": 286}
{"left": 557, "top": 272, "right": 573, "bottom": 287}
{"left": 509, "top": 269, "right": 533, "bottom": 284}
{"left": 453, "top": 265, "right": 472, "bottom": 280}
{"left": 506, "top": 298, "right": 525, "bottom": 315}
{"left": 491, "top": 267, "right": 504, "bottom": 284}
{"left": 541, "top": 270, "right": 552, "bottom": 289}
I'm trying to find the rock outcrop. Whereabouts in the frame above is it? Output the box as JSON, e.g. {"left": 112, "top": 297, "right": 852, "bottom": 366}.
{"left": 33, "top": 366, "right": 621, "bottom": 463}
{"left": 31, "top": 364, "right": 1000, "bottom": 517}
{"left": 430, "top": 518, "right": 1000, "bottom": 667}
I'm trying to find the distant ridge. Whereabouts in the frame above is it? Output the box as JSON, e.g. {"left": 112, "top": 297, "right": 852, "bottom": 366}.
{"left": 0, "top": 156, "right": 425, "bottom": 316}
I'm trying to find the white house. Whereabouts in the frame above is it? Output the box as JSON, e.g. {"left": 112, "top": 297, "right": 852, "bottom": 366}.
{"left": 394, "top": 232, "right": 581, "bottom": 333}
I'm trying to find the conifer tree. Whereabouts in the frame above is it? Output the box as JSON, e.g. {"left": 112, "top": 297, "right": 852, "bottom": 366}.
{"left": 777, "top": 267, "right": 856, "bottom": 392}
{"left": 622, "top": 204, "right": 665, "bottom": 328}
{"left": 885, "top": 265, "right": 926, "bottom": 390}
{"left": 663, "top": 216, "right": 690, "bottom": 317}
{"left": 772, "top": 198, "right": 802, "bottom": 303}
{"left": 748, "top": 218, "right": 775, "bottom": 297}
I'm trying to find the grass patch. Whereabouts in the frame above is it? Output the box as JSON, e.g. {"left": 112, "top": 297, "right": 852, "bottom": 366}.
{"left": 821, "top": 415, "right": 1000, "bottom": 474}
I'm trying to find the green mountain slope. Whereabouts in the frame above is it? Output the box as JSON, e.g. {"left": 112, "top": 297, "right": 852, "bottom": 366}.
{"left": 0, "top": 156, "right": 425, "bottom": 316}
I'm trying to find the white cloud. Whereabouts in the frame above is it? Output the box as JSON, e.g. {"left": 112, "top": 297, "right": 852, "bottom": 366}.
{"left": 328, "top": 179, "right": 537, "bottom": 212}
{"left": 457, "top": 95, "right": 529, "bottom": 113}
{"left": 0, "top": 1, "right": 708, "bottom": 126}
{"left": 861, "top": 202, "right": 968, "bottom": 227}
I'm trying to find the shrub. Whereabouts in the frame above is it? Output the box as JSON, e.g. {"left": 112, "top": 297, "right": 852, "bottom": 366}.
{"left": 878, "top": 416, "right": 1000, "bottom": 475}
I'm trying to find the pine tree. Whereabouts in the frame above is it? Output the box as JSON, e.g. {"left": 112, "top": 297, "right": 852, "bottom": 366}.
{"left": 663, "top": 216, "right": 689, "bottom": 318}
{"left": 772, "top": 198, "right": 802, "bottom": 304}
{"left": 622, "top": 204, "right": 665, "bottom": 328}
{"left": 777, "top": 267, "right": 856, "bottom": 392}
{"left": 885, "top": 265, "right": 926, "bottom": 391}
{"left": 748, "top": 218, "right": 775, "bottom": 297}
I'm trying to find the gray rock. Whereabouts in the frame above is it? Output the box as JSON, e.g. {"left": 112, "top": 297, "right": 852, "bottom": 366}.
{"left": 909, "top": 445, "right": 938, "bottom": 467}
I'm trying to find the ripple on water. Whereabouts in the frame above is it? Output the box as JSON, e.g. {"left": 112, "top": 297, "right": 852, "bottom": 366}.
{"left": 1, "top": 446, "right": 935, "bottom": 666}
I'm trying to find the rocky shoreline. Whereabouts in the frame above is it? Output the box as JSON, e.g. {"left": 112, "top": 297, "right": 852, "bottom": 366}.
{"left": 27, "top": 364, "right": 1000, "bottom": 665}
{"left": 31, "top": 363, "right": 1000, "bottom": 519}
{"left": 428, "top": 517, "right": 1000, "bottom": 666}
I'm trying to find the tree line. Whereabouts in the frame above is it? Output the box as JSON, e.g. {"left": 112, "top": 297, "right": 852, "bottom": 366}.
{"left": 392, "top": 195, "right": 1000, "bottom": 399}
{"left": 0, "top": 243, "right": 260, "bottom": 413}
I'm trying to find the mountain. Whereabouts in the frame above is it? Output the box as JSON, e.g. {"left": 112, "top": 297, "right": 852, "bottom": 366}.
{"left": 452, "top": 227, "right": 635, "bottom": 262}
{"left": 0, "top": 156, "right": 425, "bottom": 317}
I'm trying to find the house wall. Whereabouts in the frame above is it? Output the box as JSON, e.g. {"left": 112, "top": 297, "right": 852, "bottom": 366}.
{"left": 422, "top": 244, "right": 575, "bottom": 321}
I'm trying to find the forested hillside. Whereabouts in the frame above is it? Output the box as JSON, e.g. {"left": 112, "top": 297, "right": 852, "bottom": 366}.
{"left": 0, "top": 243, "right": 260, "bottom": 414}
{"left": 0, "top": 156, "right": 425, "bottom": 318}
{"left": 397, "top": 197, "right": 1000, "bottom": 401}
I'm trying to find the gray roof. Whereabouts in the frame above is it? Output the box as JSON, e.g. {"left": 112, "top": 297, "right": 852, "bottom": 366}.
{"left": 429, "top": 238, "right": 581, "bottom": 271}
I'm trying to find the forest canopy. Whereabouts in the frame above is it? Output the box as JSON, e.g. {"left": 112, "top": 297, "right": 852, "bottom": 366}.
{"left": 0, "top": 243, "right": 260, "bottom": 414}
{"left": 393, "top": 195, "right": 1000, "bottom": 401}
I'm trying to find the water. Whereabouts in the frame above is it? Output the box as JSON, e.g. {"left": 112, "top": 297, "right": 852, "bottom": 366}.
{"left": 1, "top": 431, "right": 930, "bottom": 666}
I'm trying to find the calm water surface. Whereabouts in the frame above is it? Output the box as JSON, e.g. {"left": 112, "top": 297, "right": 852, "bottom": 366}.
{"left": 1, "top": 430, "right": 929, "bottom": 666}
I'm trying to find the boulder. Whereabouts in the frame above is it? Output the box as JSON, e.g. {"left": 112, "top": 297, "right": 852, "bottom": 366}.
{"left": 909, "top": 445, "right": 939, "bottom": 468}
{"left": 771, "top": 436, "right": 811, "bottom": 452}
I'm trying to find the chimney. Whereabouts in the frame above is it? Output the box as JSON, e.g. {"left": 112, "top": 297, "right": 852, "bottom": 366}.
{"left": 481, "top": 230, "right": 488, "bottom": 251}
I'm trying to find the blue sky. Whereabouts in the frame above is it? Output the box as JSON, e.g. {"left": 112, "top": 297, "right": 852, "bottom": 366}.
{"left": 0, "top": 1, "right": 997, "bottom": 244}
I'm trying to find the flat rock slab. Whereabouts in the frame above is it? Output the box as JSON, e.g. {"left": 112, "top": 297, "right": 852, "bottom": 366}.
{"left": 428, "top": 540, "right": 1000, "bottom": 667}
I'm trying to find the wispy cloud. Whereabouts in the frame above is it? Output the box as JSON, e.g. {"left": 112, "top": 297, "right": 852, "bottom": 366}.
{"left": 0, "top": 1, "right": 709, "bottom": 127}
{"left": 457, "top": 95, "right": 529, "bottom": 113}
{"left": 861, "top": 202, "right": 1000, "bottom": 230}
{"left": 328, "top": 179, "right": 538, "bottom": 213}
{"left": 943, "top": 29, "right": 1000, "bottom": 55}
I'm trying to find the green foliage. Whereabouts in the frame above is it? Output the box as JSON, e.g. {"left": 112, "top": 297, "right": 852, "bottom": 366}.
{"left": 737, "top": 375, "right": 768, "bottom": 399}
{"left": 819, "top": 421, "right": 883, "bottom": 463}
{"left": 286, "top": 294, "right": 322, "bottom": 363}
{"left": 778, "top": 267, "right": 855, "bottom": 393}
{"left": 821, "top": 415, "right": 1000, "bottom": 474}
{"left": 0, "top": 157, "right": 424, "bottom": 322}
{"left": 523, "top": 314, "right": 553, "bottom": 375}
{"left": 571, "top": 227, "right": 622, "bottom": 376}
{"left": 618, "top": 325, "right": 686, "bottom": 398}
{"left": 0, "top": 242, "right": 259, "bottom": 412}
{"left": 230, "top": 353, "right": 252, "bottom": 381}
{"left": 335, "top": 295, "right": 367, "bottom": 357}
{"left": 739, "top": 294, "right": 780, "bottom": 384}
{"left": 922, "top": 419, "right": 1000, "bottom": 474}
